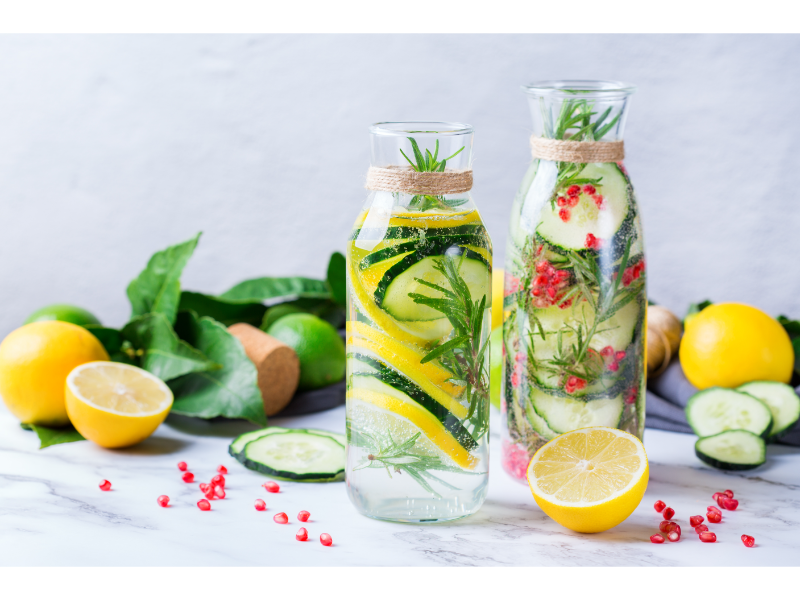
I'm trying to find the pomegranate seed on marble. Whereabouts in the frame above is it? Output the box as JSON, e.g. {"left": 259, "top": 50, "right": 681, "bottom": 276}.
{"left": 741, "top": 534, "right": 755, "bottom": 548}
{"left": 722, "top": 498, "right": 739, "bottom": 511}
{"left": 668, "top": 531, "right": 680, "bottom": 542}
{"left": 182, "top": 472, "right": 195, "bottom": 483}
{"left": 724, "top": 489, "right": 734, "bottom": 498}
{"left": 298, "top": 510, "right": 310, "bottom": 522}
{"left": 695, "top": 524, "right": 709, "bottom": 533}
{"left": 666, "top": 523, "right": 681, "bottom": 536}
{"left": 654, "top": 500, "right": 666, "bottom": 512}
{"left": 707, "top": 505, "right": 721, "bottom": 515}
{"left": 712, "top": 492, "right": 724, "bottom": 501}
{"left": 663, "top": 507, "right": 675, "bottom": 520}
{"left": 199, "top": 483, "right": 210, "bottom": 493}
{"left": 157, "top": 495, "right": 170, "bottom": 507}
{"left": 699, "top": 532, "right": 717, "bottom": 543}
{"left": 211, "top": 474, "right": 225, "bottom": 487}
{"left": 717, "top": 495, "right": 727, "bottom": 509}
{"left": 650, "top": 534, "right": 665, "bottom": 544}
{"left": 217, "top": 465, "right": 228, "bottom": 474}
{"left": 214, "top": 485, "right": 226, "bottom": 499}
{"left": 690, "top": 515, "right": 704, "bottom": 527}
{"left": 273, "top": 512, "right": 288, "bottom": 524}
{"left": 263, "top": 481, "right": 280, "bottom": 493}
{"left": 204, "top": 487, "right": 215, "bottom": 500}
{"left": 296, "top": 527, "right": 308, "bottom": 542}
{"left": 197, "top": 499, "right": 211, "bottom": 511}
{"left": 99, "top": 480, "right": 112, "bottom": 491}
{"left": 320, "top": 533, "right": 333, "bottom": 547}
{"left": 177, "top": 461, "right": 188, "bottom": 471}
{"left": 659, "top": 521, "right": 673, "bottom": 533}
{"left": 707, "top": 511, "right": 722, "bottom": 524}
{"left": 254, "top": 499, "right": 266, "bottom": 511}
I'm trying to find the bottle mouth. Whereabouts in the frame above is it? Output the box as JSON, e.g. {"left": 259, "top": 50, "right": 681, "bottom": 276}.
{"left": 522, "top": 80, "right": 636, "bottom": 98}
{"left": 370, "top": 122, "right": 474, "bottom": 137}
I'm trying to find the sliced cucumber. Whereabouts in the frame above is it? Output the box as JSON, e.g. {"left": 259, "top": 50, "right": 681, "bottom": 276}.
{"left": 360, "top": 233, "right": 488, "bottom": 270}
{"left": 536, "top": 163, "right": 631, "bottom": 251}
{"left": 695, "top": 430, "right": 766, "bottom": 471}
{"left": 349, "top": 372, "right": 476, "bottom": 451}
{"left": 685, "top": 388, "right": 773, "bottom": 438}
{"left": 529, "top": 388, "right": 624, "bottom": 434}
{"left": 350, "top": 222, "right": 486, "bottom": 242}
{"left": 240, "top": 431, "right": 345, "bottom": 481}
{"left": 229, "top": 426, "right": 345, "bottom": 460}
{"left": 737, "top": 381, "right": 800, "bottom": 438}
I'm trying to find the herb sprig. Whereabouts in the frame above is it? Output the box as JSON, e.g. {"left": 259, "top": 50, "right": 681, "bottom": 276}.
{"left": 400, "top": 137, "right": 468, "bottom": 212}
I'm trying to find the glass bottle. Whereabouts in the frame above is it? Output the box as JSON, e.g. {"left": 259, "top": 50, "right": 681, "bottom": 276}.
{"left": 345, "top": 122, "right": 491, "bottom": 521}
{"left": 501, "top": 81, "right": 646, "bottom": 482}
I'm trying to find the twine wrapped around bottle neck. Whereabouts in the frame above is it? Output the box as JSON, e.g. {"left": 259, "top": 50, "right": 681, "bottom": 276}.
{"left": 365, "top": 166, "right": 473, "bottom": 194}
{"left": 530, "top": 136, "right": 624, "bottom": 163}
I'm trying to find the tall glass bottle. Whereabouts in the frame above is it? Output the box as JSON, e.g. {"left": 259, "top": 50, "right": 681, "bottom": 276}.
{"left": 501, "top": 81, "right": 646, "bottom": 481}
{"left": 346, "top": 122, "right": 491, "bottom": 521}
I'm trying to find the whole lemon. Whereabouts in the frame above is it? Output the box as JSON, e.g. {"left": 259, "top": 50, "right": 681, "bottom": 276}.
{"left": 680, "top": 302, "right": 793, "bottom": 390}
{"left": 0, "top": 321, "right": 109, "bottom": 426}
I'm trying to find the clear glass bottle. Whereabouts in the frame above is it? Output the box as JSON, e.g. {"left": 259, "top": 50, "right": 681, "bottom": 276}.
{"left": 501, "top": 81, "right": 646, "bottom": 482}
{"left": 346, "top": 122, "right": 491, "bottom": 521}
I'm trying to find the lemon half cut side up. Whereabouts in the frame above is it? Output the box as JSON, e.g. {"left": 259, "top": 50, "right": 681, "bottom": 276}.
{"left": 65, "top": 361, "right": 174, "bottom": 448}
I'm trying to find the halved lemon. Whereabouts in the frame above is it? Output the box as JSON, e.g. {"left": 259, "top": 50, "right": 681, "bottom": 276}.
{"left": 65, "top": 361, "right": 173, "bottom": 448}
{"left": 527, "top": 426, "right": 649, "bottom": 533}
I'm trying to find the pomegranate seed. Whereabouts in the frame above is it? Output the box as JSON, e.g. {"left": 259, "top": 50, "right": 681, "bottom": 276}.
{"left": 217, "top": 465, "right": 228, "bottom": 474}
{"left": 659, "top": 520, "right": 673, "bottom": 533}
{"left": 567, "top": 185, "right": 581, "bottom": 196}
{"left": 99, "top": 480, "right": 112, "bottom": 491}
{"left": 717, "top": 495, "right": 727, "bottom": 508}
{"left": 536, "top": 261, "right": 549, "bottom": 274}
{"left": 707, "top": 511, "right": 721, "bottom": 523}
{"left": 558, "top": 208, "right": 571, "bottom": 222}
{"left": 707, "top": 505, "right": 721, "bottom": 515}
{"left": 296, "top": 527, "right": 308, "bottom": 542}
{"left": 722, "top": 498, "right": 739, "bottom": 511}
{"left": 557, "top": 196, "right": 567, "bottom": 207}
{"left": 182, "top": 472, "right": 195, "bottom": 483}
{"left": 320, "top": 533, "right": 333, "bottom": 547}
{"left": 204, "top": 487, "right": 215, "bottom": 500}
{"left": 214, "top": 485, "right": 226, "bottom": 499}
{"left": 197, "top": 499, "right": 211, "bottom": 511}
{"left": 254, "top": 499, "right": 266, "bottom": 511}
{"left": 211, "top": 474, "right": 225, "bottom": 487}
{"left": 298, "top": 510, "right": 310, "bottom": 522}
{"left": 546, "top": 286, "right": 556, "bottom": 299}
{"left": 690, "top": 515, "right": 704, "bottom": 527}
{"left": 668, "top": 531, "right": 680, "bottom": 542}
{"left": 724, "top": 489, "right": 734, "bottom": 499}
{"left": 177, "top": 461, "right": 188, "bottom": 471}
{"left": 273, "top": 512, "right": 288, "bottom": 524}
{"left": 666, "top": 523, "right": 681, "bottom": 536}
{"left": 699, "top": 532, "right": 717, "bottom": 543}
{"left": 199, "top": 483, "right": 210, "bottom": 493}
{"left": 695, "top": 524, "right": 709, "bottom": 533}
{"left": 741, "top": 534, "right": 755, "bottom": 548}
{"left": 263, "top": 481, "right": 280, "bottom": 493}
{"left": 650, "top": 534, "right": 665, "bottom": 544}
{"left": 663, "top": 507, "right": 675, "bottom": 520}
{"left": 712, "top": 492, "right": 724, "bottom": 501}
{"left": 157, "top": 495, "right": 169, "bottom": 507}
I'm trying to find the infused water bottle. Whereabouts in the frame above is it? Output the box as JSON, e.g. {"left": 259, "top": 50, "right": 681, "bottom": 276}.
{"left": 346, "top": 122, "right": 491, "bottom": 521}
{"left": 501, "top": 81, "right": 646, "bottom": 481}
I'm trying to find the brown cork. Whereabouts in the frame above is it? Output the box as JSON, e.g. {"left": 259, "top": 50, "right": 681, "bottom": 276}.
{"left": 228, "top": 323, "right": 300, "bottom": 417}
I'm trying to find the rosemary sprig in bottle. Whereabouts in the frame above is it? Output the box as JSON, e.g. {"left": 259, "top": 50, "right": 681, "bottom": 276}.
{"left": 400, "top": 137, "right": 468, "bottom": 212}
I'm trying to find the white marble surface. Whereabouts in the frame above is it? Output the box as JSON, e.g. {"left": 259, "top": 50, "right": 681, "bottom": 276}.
{"left": 1, "top": 402, "right": 799, "bottom": 567}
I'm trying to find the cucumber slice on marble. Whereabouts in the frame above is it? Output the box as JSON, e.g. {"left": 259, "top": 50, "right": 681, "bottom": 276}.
{"left": 695, "top": 430, "right": 766, "bottom": 471}
{"left": 229, "top": 426, "right": 345, "bottom": 459}
{"left": 240, "top": 430, "right": 345, "bottom": 481}
{"left": 737, "top": 381, "right": 800, "bottom": 438}
{"left": 685, "top": 388, "right": 773, "bottom": 439}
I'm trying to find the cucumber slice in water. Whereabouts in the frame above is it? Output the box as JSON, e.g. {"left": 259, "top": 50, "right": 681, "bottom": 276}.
{"left": 536, "top": 163, "right": 631, "bottom": 251}
{"left": 685, "top": 388, "right": 773, "bottom": 438}
{"left": 737, "top": 381, "right": 800, "bottom": 437}
{"left": 241, "top": 431, "right": 345, "bottom": 481}
{"left": 695, "top": 430, "right": 766, "bottom": 471}
{"left": 529, "top": 388, "right": 624, "bottom": 434}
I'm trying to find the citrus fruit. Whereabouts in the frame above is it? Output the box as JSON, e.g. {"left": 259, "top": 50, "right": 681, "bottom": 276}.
{"left": 24, "top": 304, "right": 101, "bottom": 327}
{"left": 267, "top": 314, "right": 345, "bottom": 391}
{"left": 65, "top": 361, "right": 173, "bottom": 448}
{"left": 680, "top": 302, "right": 793, "bottom": 390}
{"left": 0, "top": 321, "right": 109, "bottom": 426}
{"left": 260, "top": 304, "right": 305, "bottom": 332}
{"left": 492, "top": 268, "right": 504, "bottom": 330}
{"left": 490, "top": 327, "right": 503, "bottom": 409}
{"left": 527, "top": 426, "right": 649, "bottom": 533}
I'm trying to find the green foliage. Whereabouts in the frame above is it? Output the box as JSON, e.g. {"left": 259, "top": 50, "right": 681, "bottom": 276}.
{"left": 326, "top": 251, "right": 347, "bottom": 307}
{"left": 686, "top": 299, "right": 713, "bottom": 323}
{"left": 178, "top": 291, "right": 266, "bottom": 327}
{"left": 220, "top": 277, "right": 329, "bottom": 303}
{"left": 21, "top": 423, "right": 85, "bottom": 449}
{"left": 84, "top": 325, "right": 136, "bottom": 364}
{"left": 399, "top": 137, "right": 469, "bottom": 212}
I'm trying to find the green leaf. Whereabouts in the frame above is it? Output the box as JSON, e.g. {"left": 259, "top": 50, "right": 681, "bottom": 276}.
{"left": 777, "top": 315, "right": 800, "bottom": 341}
{"left": 179, "top": 291, "right": 266, "bottom": 327}
{"left": 22, "top": 423, "right": 85, "bottom": 449}
{"left": 685, "top": 299, "right": 713, "bottom": 322}
{"left": 169, "top": 312, "right": 266, "bottom": 425}
{"left": 84, "top": 325, "right": 138, "bottom": 365}
{"left": 421, "top": 335, "right": 470, "bottom": 364}
{"left": 793, "top": 338, "right": 800, "bottom": 377}
{"left": 220, "top": 277, "right": 330, "bottom": 304}
{"left": 326, "top": 252, "right": 347, "bottom": 307}
{"left": 122, "top": 313, "right": 220, "bottom": 382}
{"left": 126, "top": 233, "right": 201, "bottom": 325}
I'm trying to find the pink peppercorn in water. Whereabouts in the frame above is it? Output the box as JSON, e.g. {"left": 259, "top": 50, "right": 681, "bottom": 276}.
{"left": 501, "top": 81, "right": 645, "bottom": 480}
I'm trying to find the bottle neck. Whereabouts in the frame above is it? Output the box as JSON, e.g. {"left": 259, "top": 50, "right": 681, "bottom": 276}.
{"left": 369, "top": 122, "right": 473, "bottom": 170}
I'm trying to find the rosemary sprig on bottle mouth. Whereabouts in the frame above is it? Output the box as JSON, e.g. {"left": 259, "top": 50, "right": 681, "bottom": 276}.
{"left": 400, "top": 137, "right": 468, "bottom": 212}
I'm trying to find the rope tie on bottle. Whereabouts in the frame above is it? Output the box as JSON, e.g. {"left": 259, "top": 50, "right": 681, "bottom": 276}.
{"left": 530, "top": 136, "right": 625, "bottom": 163}
{"left": 365, "top": 166, "right": 473, "bottom": 194}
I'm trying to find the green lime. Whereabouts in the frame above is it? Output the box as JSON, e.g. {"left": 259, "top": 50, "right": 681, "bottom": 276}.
{"left": 24, "top": 304, "right": 101, "bottom": 328}
{"left": 260, "top": 304, "right": 306, "bottom": 332}
{"left": 266, "top": 313, "right": 345, "bottom": 391}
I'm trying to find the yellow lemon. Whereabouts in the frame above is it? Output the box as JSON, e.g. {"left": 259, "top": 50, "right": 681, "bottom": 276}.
{"left": 527, "top": 427, "right": 649, "bottom": 533}
{"left": 680, "top": 302, "right": 793, "bottom": 390}
{"left": 0, "top": 321, "right": 109, "bottom": 426}
{"left": 492, "top": 268, "right": 504, "bottom": 330}
{"left": 65, "top": 361, "right": 173, "bottom": 448}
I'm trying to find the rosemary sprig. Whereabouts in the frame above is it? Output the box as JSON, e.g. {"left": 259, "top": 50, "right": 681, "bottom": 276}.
{"left": 399, "top": 137, "right": 469, "bottom": 212}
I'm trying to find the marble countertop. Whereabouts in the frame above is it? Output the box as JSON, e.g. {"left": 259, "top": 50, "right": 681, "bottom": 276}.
{"left": 2, "top": 403, "right": 799, "bottom": 567}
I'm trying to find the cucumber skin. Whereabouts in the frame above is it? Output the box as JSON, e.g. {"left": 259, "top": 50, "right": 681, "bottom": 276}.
{"left": 736, "top": 381, "right": 800, "bottom": 439}
{"left": 685, "top": 388, "right": 774, "bottom": 439}
{"left": 350, "top": 223, "right": 486, "bottom": 242}
{"left": 695, "top": 432, "right": 766, "bottom": 471}
{"left": 360, "top": 233, "right": 488, "bottom": 270}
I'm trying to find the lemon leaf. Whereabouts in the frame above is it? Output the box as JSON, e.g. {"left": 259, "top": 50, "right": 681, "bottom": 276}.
{"left": 179, "top": 291, "right": 267, "bottom": 327}
{"left": 220, "top": 276, "right": 330, "bottom": 303}
{"left": 326, "top": 252, "right": 347, "bottom": 307}
{"left": 22, "top": 423, "right": 86, "bottom": 449}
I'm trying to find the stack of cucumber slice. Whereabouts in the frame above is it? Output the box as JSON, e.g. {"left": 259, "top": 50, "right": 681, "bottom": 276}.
{"left": 686, "top": 382, "right": 800, "bottom": 470}
{"left": 229, "top": 426, "right": 346, "bottom": 482}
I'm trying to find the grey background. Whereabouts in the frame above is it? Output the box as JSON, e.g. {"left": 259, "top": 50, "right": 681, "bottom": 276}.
{"left": 1, "top": 34, "right": 798, "bottom": 337}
